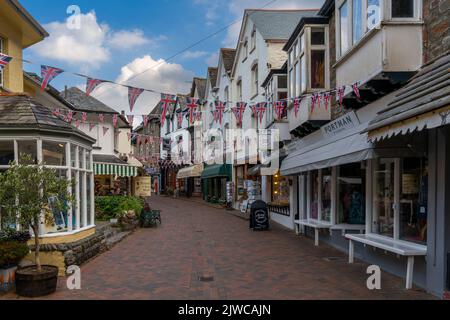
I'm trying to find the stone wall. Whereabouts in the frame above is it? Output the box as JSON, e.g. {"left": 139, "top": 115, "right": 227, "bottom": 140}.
{"left": 423, "top": 0, "right": 450, "bottom": 63}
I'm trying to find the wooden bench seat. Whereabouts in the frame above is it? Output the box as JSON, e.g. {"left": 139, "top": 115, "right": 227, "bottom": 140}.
{"left": 294, "top": 220, "right": 332, "bottom": 246}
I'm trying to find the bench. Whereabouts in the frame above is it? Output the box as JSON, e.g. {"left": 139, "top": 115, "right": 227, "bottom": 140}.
{"left": 295, "top": 220, "right": 332, "bottom": 246}
{"left": 345, "top": 233, "right": 427, "bottom": 289}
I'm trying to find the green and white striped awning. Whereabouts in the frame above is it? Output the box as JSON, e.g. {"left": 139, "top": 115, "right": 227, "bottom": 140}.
{"left": 94, "top": 163, "right": 138, "bottom": 177}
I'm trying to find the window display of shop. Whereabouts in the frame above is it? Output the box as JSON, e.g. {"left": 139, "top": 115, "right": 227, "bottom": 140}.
{"left": 337, "top": 163, "right": 366, "bottom": 225}
{"left": 268, "top": 172, "right": 290, "bottom": 216}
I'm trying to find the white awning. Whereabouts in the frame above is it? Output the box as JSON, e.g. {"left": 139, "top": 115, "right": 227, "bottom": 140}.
{"left": 281, "top": 127, "right": 374, "bottom": 175}
{"left": 177, "top": 164, "right": 204, "bottom": 179}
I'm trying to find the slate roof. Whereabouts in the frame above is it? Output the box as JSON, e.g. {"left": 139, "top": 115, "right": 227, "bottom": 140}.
{"left": 62, "top": 87, "right": 118, "bottom": 114}
{"left": 93, "top": 154, "right": 128, "bottom": 165}
{"left": 208, "top": 67, "right": 218, "bottom": 88}
{"left": 221, "top": 48, "right": 236, "bottom": 74}
{"left": 190, "top": 78, "right": 207, "bottom": 100}
{"left": 0, "top": 94, "right": 95, "bottom": 143}
{"left": 367, "top": 52, "right": 450, "bottom": 131}
{"left": 247, "top": 9, "right": 318, "bottom": 41}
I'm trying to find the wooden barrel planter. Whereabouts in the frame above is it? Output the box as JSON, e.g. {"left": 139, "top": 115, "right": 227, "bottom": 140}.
{"left": 15, "top": 265, "right": 59, "bottom": 298}
{"left": 0, "top": 266, "right": 18, "bottom": 292}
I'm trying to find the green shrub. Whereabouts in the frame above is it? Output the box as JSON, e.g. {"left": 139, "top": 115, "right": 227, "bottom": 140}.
{"left": 0, "top": 241, "right": 30, "bottom": 269}
{"left": 95, "top": 196, "right": 144, "bottom": 221}
{"left": 0, "top": 228, "right": 31, "bottom": 244}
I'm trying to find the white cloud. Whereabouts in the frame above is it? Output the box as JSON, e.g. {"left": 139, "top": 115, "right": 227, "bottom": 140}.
{"left": 30, "top": 11, "right": 164, "bottom": 68}
{"left": 91, "top": 55, "right": 194, "bottom": 116}
{"left": 181, "top": 50, "right": 210, "bottom": 59}
{"left": 206, "top": 52, "right": 219, "bottom": 67}
{"left": 107, "top": 29, "right": 150, "bottom": 50}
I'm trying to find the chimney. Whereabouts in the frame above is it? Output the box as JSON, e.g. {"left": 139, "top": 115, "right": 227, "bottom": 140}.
{"left": 64, "top": 86, "right": 68, "bottom": 99}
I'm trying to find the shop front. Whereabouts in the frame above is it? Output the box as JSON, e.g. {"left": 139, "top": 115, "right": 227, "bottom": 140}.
{"left": 202, "top": 164, "right": 232, "bottom": 205}
{"left": 281, "top": 92, "right": 431, "bottom": 290}
{"left": 176, "top": 164, "right": 203, "bottom": 198}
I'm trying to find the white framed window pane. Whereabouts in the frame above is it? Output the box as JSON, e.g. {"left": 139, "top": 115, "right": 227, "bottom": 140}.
{"left": 47, "top": 169, "right": 69, "bottom": 234}
{"left": 295, "top": 62, "right": 300, "bottom": 97}
{"left": 373, "top": 158, "right": 395, "bottom": 237}
{"left": 86, "top": 173, "right": 92, "bottom": 226}
{"left": 17, "top": 140, "right": 37, "bottom": 164}
{"left": 0, "top": 140, "right": 14, "bottom": 165}
{"left": 289, "top": 69, "right": 295, "bottom": 98}
{"left": 340, "top": 1, "right": 349, "bottom": 55}
{"left": 300, "top": 33, "right": 305, "bottom": 52}
{"left": 79, "top": 173, "right": 84, "bottom": 228}
{"left": 0, "top": 37, "right": 4, "bottom": 87}
{"left": 311, "top": 50, "right": 326, "bottom": 89}
{"left": 353, "top": 0, "right": 364, "bottom": 44}
{"left": 311, "top": 170, "right": 319, "bottom": 220}
{"left": 399, "top": 157, "right": 428, "bottom": 244}
{"left": 311, "top": 28, "right": 325, "bottom": 45}
{"left": 78, "top": 148, "right": 83, "bottom": 169}
{"left": 337, "top": 163, "right": 366, "bottom": 224}
{"left": 42, "top": 141, "right": 66, "bottom": 166}
{"left": 71, "top": 171, "right": 78, "bottom": 229}
{"left": 321, "top": 168, "right": 332, "bottom": 222}
{"left": 85, "top": 150, "right": 91, "bottom": 170}
{"left": 295, "top": 40, "right": 300, "bottom": 57}
{"left": 392, "top": 0, "right": 414, "bottom": 18}
{"left": 278, "top": 75, "right": 287, "bottom": 89}
{"left": 367, "top": 0, "right": 381, "bottom": 30}
{"left": 301, "top": 56, "right": 306, "bottom": 93}
{"left": 71, "top": 145, "right": 77, "bottom": 167}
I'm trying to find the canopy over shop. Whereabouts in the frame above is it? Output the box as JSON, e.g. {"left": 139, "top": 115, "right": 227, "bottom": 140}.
{"left": 176, "top": 163, "right": 204, "bottom": 197}
{"left": 201, "top": 164, "right": 232, "bottom": 203}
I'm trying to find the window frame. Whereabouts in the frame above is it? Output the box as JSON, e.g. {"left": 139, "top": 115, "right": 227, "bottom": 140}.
{"left": 251, "top": 63, "right": 258, "bottom": 97}
{"left": 0, "top": 37, "right": 4, "bottom": 88}
{"left": 250, "top": 27, "right": 257, "bottom": 52}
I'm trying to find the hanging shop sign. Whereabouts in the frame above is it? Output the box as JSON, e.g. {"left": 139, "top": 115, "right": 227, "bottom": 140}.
{"left": 321, "top": 111, "right": 360, "bottom": 138}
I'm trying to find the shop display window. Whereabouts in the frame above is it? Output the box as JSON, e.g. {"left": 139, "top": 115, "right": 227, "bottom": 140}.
{"left": 272, "top": 172, "right": 289, "bottom": 205}
{"left": 17, "top": 140, "right": 37, "bottom": 164}
{"left": 310, "top": 170, "right": 319, "bottom": 220}
{"left": 337, "top": 163, "right": 366, "bottom": 225}
{"left": 400, "top": 157, "right": 428, "bottom": 244}
{"left": 372, "top": 158, "right": 395, "bottom": 237}
{"left": 321, "top": 168, "right": 332, "bottom": 222}
{"left": 42, "top": 141, "right": 66, "bottom": 166}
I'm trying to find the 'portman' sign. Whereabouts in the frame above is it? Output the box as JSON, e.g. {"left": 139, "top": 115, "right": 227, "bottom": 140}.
{"left": 321, "top": 111, "right": 360, "bottom": 138}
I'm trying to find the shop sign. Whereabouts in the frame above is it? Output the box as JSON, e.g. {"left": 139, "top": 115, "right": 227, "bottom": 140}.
{"left": 134, "top": 176, "right": 152, "bottom": 197}
{"left": 321, "top": 111, "right": 360, "bottom": 138}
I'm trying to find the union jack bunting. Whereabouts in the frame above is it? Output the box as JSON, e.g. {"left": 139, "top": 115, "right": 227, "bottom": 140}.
{"left": 250, "top": 104, "right": 258, "bottom": 118}
{"left": 275, "top": 101, "right": 286, "bottom": 120}
{"left": 102, "top": 127, "right": 109, "bottom": 136}
{"left": 137, "top": 135, "right": 142, "bottom": 145}
{"left": 89, "top": 123, "right": 96, "bottom": 132}
{"left": 85, "top": 78, "right": 106, "bottom": 97}
{"left": 195, "top": 111, "right": 202, "bottom": 122}
{"left": 293, "top": 98, "right": 301, "bottom": 118}
{"left": 337, "top": 86, "right": 346, "bottom": 107}
{"left": 213, "top": 110, "right": 219, "bottom": 123}
{"left": 81, "top": 112, "right": 88, "bottom": 123}
{"left": 65, "top": 110, "right": 74, "bottom": 123}
{"left": 127, "top": 115, "right": 134, "bottom": 126}
{"left": 311, "top": 94, "right": 319, "bottom": 113}
{"left": 256, "top": 102, "right": 267, "bottom": 124}
{"left": 75, "top": 120, "right": 81, "bottom": 129}
{"left": 215, "top": 101, "right": 226, "bottom": 125}
{"left": 160, "top": 94, "right": 177, "bottom": 127}
{"left": 232, "top": 102, "right": 247, "bottom": 125}
{"left": 128, "top": 87, "right": 144, "bottom": 112}
{"left": 40, "top": 65, "right": 64, "bottom": 92}
{"left": 52, "top": 108, "right": 61, "bottom": 117}
{"left": 98, "top": 114, "right": 105, "bottom": 123}
{"left": 324, "top": 92, "right": 332, "bottom": 111}
{"left": 143, "top": 115, "right": 149, "bottom": 128}
{"left": 0, "top": 53, "right": 13, "bottom": 69}
{"left": 113, "top": 114, "right": 118, "bottom": 128}
{"left": 186, "top": 98, "right": 199, "bottom": 125}
{"left": 352, "top": 83, "right": 361, "bottom": 99}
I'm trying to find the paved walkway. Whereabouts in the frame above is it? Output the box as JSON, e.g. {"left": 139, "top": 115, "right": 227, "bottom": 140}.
{"left": 2, "top": 196, "right": 433, "bottom": 300}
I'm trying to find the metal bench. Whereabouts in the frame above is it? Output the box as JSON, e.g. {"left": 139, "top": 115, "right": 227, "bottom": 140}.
{"left": 345, "top": 233, "right": 427, "bottom": 289}
{"left": 295, "top": 219, "right": 333, "bottom": 246}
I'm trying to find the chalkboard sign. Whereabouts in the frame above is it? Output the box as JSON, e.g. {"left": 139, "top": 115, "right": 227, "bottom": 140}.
{"left": 250, "top": 200, "right": 269, "bottom": 231}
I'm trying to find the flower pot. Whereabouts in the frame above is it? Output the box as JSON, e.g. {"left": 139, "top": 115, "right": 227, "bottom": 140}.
{"left": 0, "top": 266, "right": 18, "bottom": 292}
{"left": 15, "top": 265, "right": 59, "bottom": 298}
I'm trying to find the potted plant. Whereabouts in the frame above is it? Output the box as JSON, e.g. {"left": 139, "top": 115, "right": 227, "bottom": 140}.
{"left": 0, "top": 229, "right": 30, "bottom": 292}
{"left": 0, "top": 155, "right": 74, "bottom": 297}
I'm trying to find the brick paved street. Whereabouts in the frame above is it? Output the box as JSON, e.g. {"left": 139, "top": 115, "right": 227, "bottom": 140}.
{"left": 1, "top": 196, "right": 434, "bottom": 300}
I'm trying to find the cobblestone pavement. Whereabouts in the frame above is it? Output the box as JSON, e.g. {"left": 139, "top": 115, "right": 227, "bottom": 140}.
{"left": 1, "top": 196, "right": 434, "bottom": 300}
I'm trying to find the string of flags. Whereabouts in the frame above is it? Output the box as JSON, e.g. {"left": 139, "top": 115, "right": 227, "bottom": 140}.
{"left": 0, "top": 53, "right": 13, "bottom": 69}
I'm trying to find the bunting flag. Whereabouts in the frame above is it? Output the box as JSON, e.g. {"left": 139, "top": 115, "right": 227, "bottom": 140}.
{"left": 177, "top": 112, "right": 183, "bottom": 127}
{"left": 0, "top": 53, "right": 13, "bottom": 69}
{"left": 275, "top": 101, "right": 286, "bottom": 120}
{"left": 81, "top": 112, "right": 88, "bottom": 123}
{"left": 250, "top": 104, "right": 258, "bottom": 118}
{"left": 293, "top": 98, "right": 301, "bottom": 118}
{"left": 143, "top": 115, "right": 149, "bottom": 128}
{"left": 113, "top": 114, "right": 118, "bottom": 128}
{"left": 232, "top": 102, "right": 247, "bottom": 125}
{"left": 324, "top": 92, "right": 331, "bottom": 111}
{"left": 65, "top": 110, "right": 74, "bottom": 123}
{"left": 85, "top": 78, "right": 106, "bottom": 97}
{"left": 128, "top": 87, "right": 145, "bottom": 112}
{"left": 127, "top": 115, "right": 134, "bottom": 126}
{"left": 337, "top": 86, "right": 346, "bottom": 107}
{"left": 40, "top": 65, "right": 64, "bottom": 92}
{"left": 256, "top": 102, "right": 267, "bottom": 124}
{"left": 213, "top": 110, "right": 219, "bottom": 123}
{"left": 215, "top": 101, "right": 225, "bottom": 125}
{"left": 311, "top": 94, "right": 318, "bottom": 113}
{"left": 137, "top": 135, "right": 142, "bottom": 145}
{"left": 102, "top": 127, "right": 109, "bottom": 136}
{"left": 195, "top": 111, "right": 202, "bottom": 122}
{"left": 160, "top": 94, "right": 177, "bottom": 127}
{"left": 89, "top": 123, "right": 96, "bottom": 132}
{"left": 352, "top": 83, "right": 361, "bottom": 99}
{"left": 98, "top": 114, "right": 105, "bottom": 123}
{"left": 186, "top": 98, "right": 199, "bottom": 125}
{"left": 52, "top": 108, "right": 61, "bottom": 117}
{"left": 75, "top": 120, "right": 81, "bottom": 129}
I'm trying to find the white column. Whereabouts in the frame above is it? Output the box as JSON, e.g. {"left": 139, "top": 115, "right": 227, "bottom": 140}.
{"left": 90, "top": 152, "right": 95, "bottom": 226}
{"left": 365, "top": 159, "right": 373, "bottom": 234}
{"left": 318, "top": 169, "right": 323, "bottom": 222}
{"left": 66, "top": 143, "right": 73, "bottom": 232}
{"left": 75, "top": 146, "right": 80, "bottom": 230}
{"left": 37, "top": 139, "right": 44, "bottom": 236}
{"left": 394, "top": 158, "right": 401, "bottom": 240}
{"left": 349, "top": 240, "right": 355, "bottom": 263}
{"left": 406, "top": 256, "right": 415, "bottom": 290}
{"left": 82, "top": 149, "right": 87, "bottom": 227}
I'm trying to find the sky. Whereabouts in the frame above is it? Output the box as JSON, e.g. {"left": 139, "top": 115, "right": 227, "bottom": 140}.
{"left": 21, "top": 0, "right": 324, "bottom": 122}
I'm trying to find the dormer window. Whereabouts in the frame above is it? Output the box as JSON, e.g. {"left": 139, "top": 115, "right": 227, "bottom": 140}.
{"left": 288, "top": 26, "right": 328, "bottom": 99}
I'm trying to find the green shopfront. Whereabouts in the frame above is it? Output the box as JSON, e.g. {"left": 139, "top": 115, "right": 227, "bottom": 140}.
{"left": 201, "top": 164, "right": 232, "bottom": 204}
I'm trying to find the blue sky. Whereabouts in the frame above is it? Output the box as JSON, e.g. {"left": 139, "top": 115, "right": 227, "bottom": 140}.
{"left": 20, "top": 0, "right": 324, "bottom": 117}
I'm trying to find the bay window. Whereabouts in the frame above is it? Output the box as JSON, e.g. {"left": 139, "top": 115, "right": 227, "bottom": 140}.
{"left": 352, "top": 0, "right": 364, "bottom": 44}
{"left": 391, "top": 0, "right": 414, "bottom": 18}
{"left": 339, "top": 1, "right": 349, "bottom": 55}
{"left": 0, "top": 140, "right": 14, "bottom": 165}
